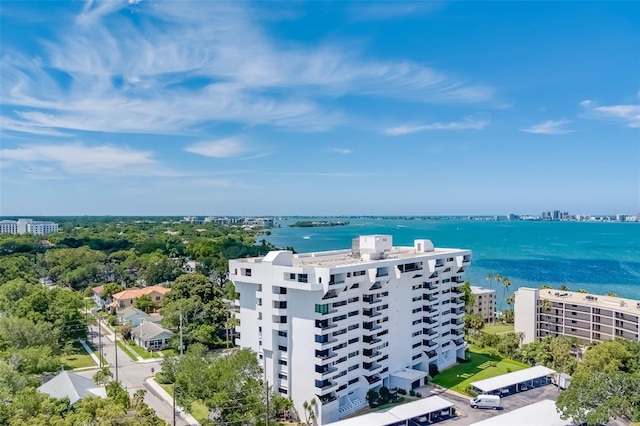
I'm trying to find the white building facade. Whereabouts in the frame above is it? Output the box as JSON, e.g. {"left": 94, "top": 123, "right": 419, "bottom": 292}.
{"left": 470, "top": 286, "right": 496, "bottom": 323}
{"left": 0, "top": 219, "right": 58, "bottom": 235}
{"left": 230, "top": 235, "right": 471, "bottom": 424}
{"left": 515, "top": 287, "right": 640, "bottom": 344}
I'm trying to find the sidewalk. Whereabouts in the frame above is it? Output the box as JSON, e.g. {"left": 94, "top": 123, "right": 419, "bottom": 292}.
{"left": 146, "top": 377, "right": 200, "bottom": 426}
{"left": 79, "top": 339, "right": 104, "bottom": 367}
{"left": 100, "top": 321, "right": 163, "bottom": 363}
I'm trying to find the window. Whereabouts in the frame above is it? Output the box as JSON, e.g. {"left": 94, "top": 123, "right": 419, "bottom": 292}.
{"left": 354, "top": 270, "right": 366, "bottom": 277}
{"left": 348, "top": 378, "right": 359, "bottom": 385}
{"left": 348, "top": 337, "right": 359, "bottom": 344}
{"left": 278, "top": 359, "right": 287, "bottom": 365}
{"left": 348, "top": 364, "right": 358, "bottom": 372}
{"left": 348, "top": 351, "right": 359, "bottom": 358}
{"left": 278, "top": 331, "right": 287, "bottom": 337}
{"left": 315, "top": 304, "right": 329, "bottom": 314}
{"left": 348, "top": 324, "right": 359, "bottom": 331}
{"left": 348, "top": 310, "right": 358, "bottom": 317}
{"left": 350, "top": 283, "right": 360, "bottom": 289}
{"left": 348, "top": 297, "right": 359, "bottom": 303}
{"left": 155, "top": 296, "right": 161, "bottom": 301}
{"left": 278, "top": 345, "right": 287, "bottom": 351}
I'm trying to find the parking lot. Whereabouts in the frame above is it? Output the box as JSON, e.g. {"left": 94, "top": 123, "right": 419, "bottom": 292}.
{"left": 422, "top": 384, "right": 560, "bottom": 425}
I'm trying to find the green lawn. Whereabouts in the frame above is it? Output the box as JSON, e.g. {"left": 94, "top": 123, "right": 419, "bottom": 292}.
{"left": 159, "top": 384, "right": 208, "bottom": 423}
{"left": 161, "top": 348, "right": 178, "bottom": 357}
{"left": 431, "top": 345, "right": 528, "bottom": 393}
{"left": 117, "top": 341, "right": 138, "bottom": 361}
{"left": 481, "top": 323, "right": 515, "bottom": 335}
{"left": 61, "top": 341, "right": 98, "bottom": 370}
{"left": 128, "top": 342, "right": 159, "bottom": 359}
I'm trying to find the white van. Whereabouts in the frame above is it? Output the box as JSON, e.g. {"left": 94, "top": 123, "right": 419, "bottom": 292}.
{"left": 469, "top": 394, "right": 501, "bottom": 410}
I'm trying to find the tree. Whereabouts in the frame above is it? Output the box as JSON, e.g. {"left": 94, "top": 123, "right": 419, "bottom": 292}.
{"left": 93, "top": 367, "right": 113, "bottom": 385}
{"left": 539, "top": 298, "right": 552, "bottom": 312}
{"left": 100, "top": 282, "right": 125, "bottom": 300}
{"left": 224, "top": 313, "right": 240, "bottom": 349}
{"left": 574, "top": 340, "right": 630, "bottom": 378}
{"left": 577, "top": 289, "right": 588, "bottom": 293}
{"left": 556, "top": 371, "right": 640, "bottom": 425}
{"left": 120, "top": 324, "right": 132, "bottom": 340}
{"left": 502, "top": 309, "right": 514, "bottom": 323}
{"left": 486, "top": 274, "right": 493, "bottom": 291}
{"left": 366, "top": 389, "right": 379, "bottom": 407}
{"left": 270, "top": 395, "right": 295, "bottom": 422}
{"left": 560, "top": 284, "right": 570, "bottom": 291}
{"left": 540, "top": 284, "right": 553, "bottom": 289}
{"left": 506, "top": 293, "right": 515, "bottom": 307}
{"left": 607, "top": 291, "right": 618, "bottom": 297}
{"left": 379, "top": 386, "right": 391, "bottom": 403}
{"left": 460, "top": 281, "right": 475, "bottom": 313}
{"left": 463, "top": 313, "right": 485, "bottom": 335}
{"left": 303, "top": 398, "right": 317, "bottom": 425}
{"left": 135, "top": 294, "right": 155, "bottom": 313}
{"left": 132, "top": 389, "right": 146, "bottom": 410}
{"left": 501, "top": 278, "right": 510, "bottom": 309}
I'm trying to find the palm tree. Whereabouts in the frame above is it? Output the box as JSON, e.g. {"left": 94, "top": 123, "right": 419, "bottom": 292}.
{"left": 559, "top": 284, "right": 570, "bottom": 291}
{"left": 539, "top": 298, "right": 552, "bottom": 312}
{"left": 577, "top": 289, "right": 588, "bottom": 293}
{"left": 494, "top": 274, "right": 502, "bottom": 309}
{"left": 540, "top": 284, "right": 553, "bottom": 289}
{"left": 606, "top": 291, "right": 618, "bottom": 297}
{"left": 93, "top": 367, "right": 113, "bottom": 386}
{"left": 486, "top": 274, "right": 493, "bottom": 290}
{"left": 506, "top": 293, "right": 515, "bottom": 307}
{"left": 303, "top": 398, "right": 317, "bottom": 426}
{"left": 502, "top": 278, "right": 511, "bottom": 311}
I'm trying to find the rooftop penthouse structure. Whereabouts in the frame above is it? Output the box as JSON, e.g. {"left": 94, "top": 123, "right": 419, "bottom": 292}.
{"left": 515, "top": 288, "right": 640, "bottom": 344}
{"left": 229, "top": 235, "right": 471, "bottom": 424}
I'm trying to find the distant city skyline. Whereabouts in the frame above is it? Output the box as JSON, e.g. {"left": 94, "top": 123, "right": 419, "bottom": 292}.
{"left": 1, "top": 1, "right": 639, "bottom": 216}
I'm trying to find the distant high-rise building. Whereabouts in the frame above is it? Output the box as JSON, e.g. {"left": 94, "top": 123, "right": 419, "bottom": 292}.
{"left": 506, "top": 214, "right": 519, "bottom": 221}
{"left": 541, "top": 211, "right": 551, "bottom": 221}
{"left": 616, "top": 214, "right": 627, "bottom": 222}
{"left": 552, "top": 210, "right": 561, "bottom": 221}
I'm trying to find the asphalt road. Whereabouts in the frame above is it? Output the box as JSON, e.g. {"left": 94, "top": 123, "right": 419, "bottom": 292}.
{"left": 78, "top": 324, "right": 190, "bottom": 426}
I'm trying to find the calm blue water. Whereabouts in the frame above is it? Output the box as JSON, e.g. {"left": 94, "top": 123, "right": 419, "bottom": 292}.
{"left": 260, "top": 218, "right": 640, "bottom": 302}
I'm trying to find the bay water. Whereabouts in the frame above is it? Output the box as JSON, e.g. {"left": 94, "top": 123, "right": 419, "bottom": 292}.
{"left": 261, "top": 217, "right": 640, "bottom": 303}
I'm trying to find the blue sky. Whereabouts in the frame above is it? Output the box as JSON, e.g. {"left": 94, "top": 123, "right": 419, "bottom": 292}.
{"left": 1, "top": 1, "right": 639, "bottom": 216}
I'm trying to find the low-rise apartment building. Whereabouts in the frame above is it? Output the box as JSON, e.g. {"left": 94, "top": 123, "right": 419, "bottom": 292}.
{"left": 515, "top": 287, "right": 640, "bottom": 344}
{"left": 230, "top": 235, "right": 471, "bottom": 424}
{"left": 0, "top": 218, "right": 59, "bottom": 235}
{"left": 470, "top": 286, "right": 496, "bottom": 323}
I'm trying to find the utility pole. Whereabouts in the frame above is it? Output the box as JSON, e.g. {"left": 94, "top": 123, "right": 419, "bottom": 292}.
{"left": 98, "top": 316, "right": 103, "bottom": 368}
{"left": 114, "top": 329, "right": 119, "bottom": 382}
{"left": 263, "top": 355, "right": 269, "bottom": 426}
{"left": 179, "top": 312, "right": 183, "bottom": 356}
{"left": 173, "top": 383, "right": 176, "bottom": 426}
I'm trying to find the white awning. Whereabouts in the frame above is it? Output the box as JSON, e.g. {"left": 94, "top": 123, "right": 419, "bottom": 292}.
{"left": 470, "top": 365, "right": 556, "bottom": 393}
{"left": 326, "top": 396, "right": 454, "bottom": 426}
{"left": 470, "top": 399, "right": 573, "bottom": 426}
{"left": 390, "top": 368, "right": 427, "bottom": 381}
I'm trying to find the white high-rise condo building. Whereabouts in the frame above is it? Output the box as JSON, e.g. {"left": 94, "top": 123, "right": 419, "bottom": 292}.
{"left": 470, "top": 286, "right": 496, "bottom": 323}
{"left": 229, "top": 235, "right": 471, "bottom": 424}
{"left": 515, "top": 288, "right": 640, "bottom": 345}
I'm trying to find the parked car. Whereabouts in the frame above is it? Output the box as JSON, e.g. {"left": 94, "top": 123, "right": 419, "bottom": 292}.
{"left": 470, "top": 394, "right": 501, "bottom": 410}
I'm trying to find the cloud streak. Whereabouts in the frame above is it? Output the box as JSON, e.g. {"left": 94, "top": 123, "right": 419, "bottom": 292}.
{"left": 1, "top": 1, "right": 493, "bottom": 137}
{"left": 521, "top": 120, "right": 573, "bottom": 135}
{"left": 185, "top": 138, "right": 248, "bottom": 158}
{"left": 384, "top": 115, "right": 490, "bottom": 136}
{"left": 0, "top": 143, "right": 176, "bottom": 176}
{"left": 580, "top": 99, "right": 640, "bottom": 128}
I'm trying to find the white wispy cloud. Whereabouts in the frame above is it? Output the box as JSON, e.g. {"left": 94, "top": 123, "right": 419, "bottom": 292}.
{"left": 350, "top": 2, "right": 445, "bottom": 22}
{"left": 1, "top": 1, "right": 493, "bottom": 137}
{"left": 580, "top": 99, "right": 640, "bottom": 128}
{"left": 184, "top": 138, "right": 247, "bottom": 158}
{"left": 384, "top": 115, "right": 490, "bottom": 136}
{"left": 521, "top": 120, "right": 573, "bottom": 135}
{"left": 329, "top": 148, "right": 353, "bottom": 154}
{"left": 0, "top": 143, "right": 175, "bottom": 176}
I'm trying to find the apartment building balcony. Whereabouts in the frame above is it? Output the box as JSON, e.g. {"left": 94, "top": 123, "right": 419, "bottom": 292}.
{"left": 615, "top": 321, "right": 640, "bottom": 333}
{"left": 363, "top": 335, "right": 382, "bottom": 346}
{"left": 454, "top": 339, "right": 465, "bottom": 348}
{"left": 272, "top": 292, "right": 287, "bottom": 302}
{"left": 462, "top": 255, "right": 471, "bottom": 264}
{"left": 363, "top": 362, "right": 382, "bottom": 372}
{"left": 565, "top": 311, "right": 591, "bottom": 322}
{"left": 316, "top": 349, "right": 338, "bottom": 362}
{"left": 316, "top": 379, "right": 338, "bottom": 391}
{"left": 565, "top": 327, "right": 591, "bottom": 340}
{"left": 365, "top": 374, "right": 382, "bottom": 385}
{"left": 315, "top": 334, "right": 338, "bottom": 347}
{"left": 318, "top": 392, "right": 338, "bottom": 405}
{"left": 363, "top": 295, "right": 382, "bottom": 305}
{"left": 424, "top": 328, "right": 438, "bottom": 338}
{"left": 564, "top": 319, "right": 591, "bottom": 330}
{"left": 423, "top": 316, "right": 437, "bottom": 325}
{"left": 615, "top": 312, "right": 640, "bottom": 323}
{"left": 363, "top": 308, "right": 382, "bottom": 318}
{"left": 592, "top": 324, "right": 613, "bottom": 334}
{"left": 425, "top": 350, "right": 437, "bottom": 360}
{"left": 363, "top": 321, "right": 382, "bottom": 331}
{"left": 451, "top": 308, "right": 464, "bottom": 316}
{"left": 315, "top": 320, "right": 338, "bottom": 331}
{"left": 363, "top": 348, "right": 382, "bottom": 358}
{"left": 452, "top": 330, "right": 465, "bottom": 338}
{"left": 423, "top": 339, "right": 437, "bottom": 348}
{"left": 315, "top": 364, "right": 338, "bottom": 376}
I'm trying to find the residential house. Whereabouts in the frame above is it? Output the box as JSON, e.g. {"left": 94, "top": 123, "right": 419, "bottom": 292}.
{"left": 132, "top": 322, "right": 174, "bottom": 351}
{"left": 183, "top": 260, "right": 198, "bottom": 273}
{"left": 92, "top": 285, "right": 108, "bottom": 308}
{"left": 111, "top": 285, "right": 170, "bottom": 311}
{"left": 37, "top": 370, "right": 106, "bottom": 405}
{"left": 117, "top": 307, "right": 151, "bottom": 327}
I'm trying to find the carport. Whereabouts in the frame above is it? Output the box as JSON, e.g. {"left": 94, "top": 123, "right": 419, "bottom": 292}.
{"left": 326, "top": 396, "right": 454, "bottom": 426}
{"left": 470, "top": 365, "right": 556, "bottom": 396}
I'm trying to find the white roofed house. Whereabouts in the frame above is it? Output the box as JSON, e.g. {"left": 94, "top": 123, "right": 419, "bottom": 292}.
{"left": 117, "top": 306, "right": 151, "bottom": 327}
{"left": 37, "top": 370, "right": 106, "bottom": 405}
{"left": 132, "top": 322, "right": 174, "bottom": 351}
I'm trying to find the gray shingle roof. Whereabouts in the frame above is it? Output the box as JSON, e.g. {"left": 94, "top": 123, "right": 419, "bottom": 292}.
{"left": 37, "top": 370, "right": 107, "bottom": 405}
{"left": 132, "top": 322, "right": 174, "bottom": 341}
{"left": 117, "top": 306, "right": 149, "bottom": 320}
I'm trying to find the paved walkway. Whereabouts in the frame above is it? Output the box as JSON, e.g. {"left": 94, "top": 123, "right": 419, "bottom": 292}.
{"left": 146, "top": 378, "right": 200, "bottom": 425}
{"left": 79, "top": 339, "right": 102, "bottom": 366}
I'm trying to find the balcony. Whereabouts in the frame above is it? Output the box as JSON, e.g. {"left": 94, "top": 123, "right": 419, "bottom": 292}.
{"left": 315, "top": 364, "right": 338, "bottom": 375}
{"left": 316, "top": 379, "right": 338, "bottom": 390}
{"left": 363, "top": 308, "right": 382, "bottom": 318}
{"left": 319, "top": 392, "right": 338, "bottom": 405}
{"left": 424, "top": 328, "right": 438, "bottom": 337}
{"left": 423, "top": 316, "right": 437, "bottom": 325}
{"left": 315, "top": 320, "right": 338, "bottom": 330}
{"left": 425, "top": 350, "right": 437, "bottom": 359}
{"left": 365, "top": 374, "right": 382, "bottom": 385}
{"left": 363, "top": 335, "right": 382, "bottom": 345}
{"left": 363, "top": 321, "right": 382, "bottom": 331}
{"left": 363, "top": 295, "right": 382, "bottom": 305}
{"left": 423, "top": 339, "right": 437, "bottom": 348}
{"left": 316, "top": 350, "right": 338, "bottom": 361}
{"left": 315, "top": 335, "right": 338, "bottom": 346}
{"left": 363, "top": 362, "right": 382, "bottom": 372}
{"left": 363, "top": 348, "right": 381, "bottom": 358}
